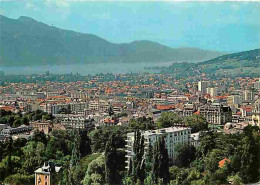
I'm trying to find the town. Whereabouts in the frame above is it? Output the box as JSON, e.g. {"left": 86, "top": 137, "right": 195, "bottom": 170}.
{"left": 0, "top": 71, "right": 259, "bottom": 185}
{"left": 1, "top": 1, "right": 260, "bottom": 185}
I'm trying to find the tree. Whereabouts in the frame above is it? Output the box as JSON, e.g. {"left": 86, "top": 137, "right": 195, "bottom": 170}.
{"left": 108, "top": 106, "right": 114, "bottom": 117}
{"left": 58, "top": 107, "right": 71, "bottom": 114}
{"left": 174, "top": 143, "right": 196, "bottom": 167}
{"left": 130, "top": 131, "right": 145, "bottom": 183}
{"left": 21, "top": 116, "right": 29, "bottom": 125}
{"left": 228, "top": 174, "right": 243, "bottom": 185}
{"left": 83, "top": 155, "right": 106, "bottom": 185}
{"left": 129, "top": 116, "right": 156, "bottom": 130}
{"left": 204, "top": 149, "right": 223, "bottom": 174}
{"left": 22, "top": 141, "right": 45, "bottom": 174}
{"left": 152, "top": 136, "right": 169, "bottom": 184}
{"left": 230, "top": 135, "right": 258, "bottom": 183}
{"left": 89, "top": 126, "right": 127, "bottom": 152}
{"left": 183, "top": 114, "right": 208, "bottom": 133}
{"left": 157, "top": 112, "right": 183, "bottom": 128}
{"left": 30, "top": 130, "right": 48, "bottom": 145}
{"left": 79, "top": 130, "right": 91, "bottom": 157}
{"left": 13, "top": 119, "right": 22, "bottom": 127}
{"left": 145, "top": 144, "right": 153, "bottom": 176}
{"left": 104, "top": 134, "right": 117, "bottom": 184}
{"left": 197, "top": 131, "right": 216, "bottom": 157}
{"left": 69, "top": 142, "right": 81, "bottom": 185}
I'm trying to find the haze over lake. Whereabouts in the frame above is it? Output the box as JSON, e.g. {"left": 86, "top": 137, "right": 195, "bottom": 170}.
{"left": 0, "top": 62, "right": 173, "bottom": 75}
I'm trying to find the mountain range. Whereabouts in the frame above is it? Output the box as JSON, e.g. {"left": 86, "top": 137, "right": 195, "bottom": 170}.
{"left": 0, "top": 15, "right": 224, "bottom": 67}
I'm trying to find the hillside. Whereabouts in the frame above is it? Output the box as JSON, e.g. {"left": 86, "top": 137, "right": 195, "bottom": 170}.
{"left": 150, "top": 48, "right": 260, "bottom": 78}
{"left": 0, "top": 15, "right": 223, "bottom": 66}
{"left": 201, "top": 49, "right": 260, "bottom": 75}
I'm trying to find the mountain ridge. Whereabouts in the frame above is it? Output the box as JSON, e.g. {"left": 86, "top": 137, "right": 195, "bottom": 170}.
{"left": 0, "top": 15, "right": 224, "bottom": 67}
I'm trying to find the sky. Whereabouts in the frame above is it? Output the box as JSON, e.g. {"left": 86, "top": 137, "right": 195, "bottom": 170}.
{"left": 0, "top": 0, "right": 260, "bottom": 52}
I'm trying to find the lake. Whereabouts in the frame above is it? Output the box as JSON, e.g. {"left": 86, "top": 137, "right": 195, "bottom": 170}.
{"left": 0, "top": 62, "right": 172, "bottom": 75}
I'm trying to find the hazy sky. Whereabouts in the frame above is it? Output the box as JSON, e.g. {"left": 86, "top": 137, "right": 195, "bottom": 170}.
{"left": 1, "top": 0, "right": 260, "bottom": 52}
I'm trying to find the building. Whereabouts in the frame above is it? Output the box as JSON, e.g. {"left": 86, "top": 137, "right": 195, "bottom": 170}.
{"left": 61, "top": 116, "right": 94, "bottom": 129}
{"left": 199, "top": 103, "right": 232, "bottom": 125}
{"left": 0, "top": 124, "right": 33, "bottom": 135}
{"left": 151, "top": 98, "right": 168, "bottom": 105}
{"left": 206, "top": 87, "right": 218, "bottom": 97}
{"left": 70, "top": 91, "right": 87, "bottom": 99}
{"left": 125, "top": 127, "right": 194, "bottom": 168}
{"left": 198, "top": 81, "right": 209, "bottom": 94}
{"left": 35, "top": 162, "right": 61, "bottom": 185}
{"left": 252, "top": 100, "right": 260, "bottom": 128}
{"left": 253, "top": 79, "right": 260, "bottom": 90}
{"left": 88, "top": 100, "right": 109, "bottom": 112}
{"left": 46, "top": 92, "right": 60, "bottom": 98}
{"left": 180, "top": 103, "right": 196, "bottom": 117}
{"left": 227, "top": 95, "right": 242, "bottom": 106}
{"left": 242, "top": 90, "right": 254, "bottom": 102}
{"left": 31, "top": 122, "right": 51, "bottom": 135}
{"left": 70, "top": 102, "right": 88, "bottom": 114}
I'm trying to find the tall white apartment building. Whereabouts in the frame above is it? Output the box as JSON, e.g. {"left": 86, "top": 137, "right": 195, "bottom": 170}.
{"left": 242, "top": 90, "right": 254, "bottom": 102}
{"left": 253, "top": 78, "right": 260, "bottom": 90}
{"left": 125, "top": 127, "right": 192, "bottom": 168}
{"left": 206, "top": 87, "right": 218, "bottom": 97}
{"left": 198, "top": 81, "right": 210, "bottom": 94}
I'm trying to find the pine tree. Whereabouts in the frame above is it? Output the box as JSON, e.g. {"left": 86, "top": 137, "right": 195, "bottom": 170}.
{"left": 128, "top": 158, "right": 133, "bottom": 176}
{"left": 105, "top": 134, "right": 118, "bottom": 184}
{"left": 145, "top": 144, "right": 153, "bottom": 176}
{"left": 132, "top": 131, "right": 145, "bottom": 183}
{"left": 69, "top": 130, "right": 81, "bottom": 185}
{"left": 152, "top": 136, "right": 169, "bottom": 184}
{"left": 6, "top": 137, "right": 13, "bottom": 177}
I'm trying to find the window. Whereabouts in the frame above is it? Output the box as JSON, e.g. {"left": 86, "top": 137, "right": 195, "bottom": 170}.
{"left": 38, "top": 177, "right": 41, "bottom": 185}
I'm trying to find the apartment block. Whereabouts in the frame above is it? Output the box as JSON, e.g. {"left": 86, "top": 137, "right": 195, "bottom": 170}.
{"left": 125, "top": 127, "right": 193, "bottom": 168}
{"left": 199, "top": 103, "right": 232, "bottom": 125}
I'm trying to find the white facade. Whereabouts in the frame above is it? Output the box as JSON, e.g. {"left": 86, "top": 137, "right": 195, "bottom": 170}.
{"left": 243, "top": 90, "right": 254, "bottom": 102}
{"left": 206, "top": 87, "right": 218, "bottom": 97}
{"left": 253, "top": 79, "right": 260, "bottom": 90}
{"left": 125, "top": 127, "right": 193, "bottom": 168}
{"left": 61, "top": 116, "right": 94, "bottom": 129}
{"left": 198, "top": 81, "right": 209, "bottom": 94}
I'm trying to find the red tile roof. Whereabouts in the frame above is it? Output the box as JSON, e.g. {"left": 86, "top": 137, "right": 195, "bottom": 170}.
{"left": 218, "top": 158, "right": 230, "bottom": 168}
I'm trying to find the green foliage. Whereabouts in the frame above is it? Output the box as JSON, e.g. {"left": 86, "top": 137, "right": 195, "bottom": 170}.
{"left": 228, "top": 174, "right": 244, "bottom": 185}
{"left": 4, "top": 174, "right": 34, "bottom": 185}
{"left": 83, "top": 155, "right": 106, "bottom": 185}
{"left": 131, "top": 131, "right": 146, "bottom": 183}
{"left": 174, "top": 143, "right": 196, "bottom": 167}
{"left": 0, "top": 108, "right": 259, "bottom": 185}
{"left": 105, "top": 134, "right": 118, "bottom": 184}
{"left": 80, "top": 154, "right": 101, "bottom": 173}
{"left": 157, "top": 113, "right": 208, "bottom": 133}
{"left": 30, "top": 130, "right": 48, "bottom": 145}
{"left": 152, "top": 136, "right": 170, "bottom": 184}
{"left": 89, "top": 126, "right": 128, "bottom": 152}
{"left": 204, "top": 149, "right": 224, "bottom": 174}
{"left": 0, "top": 109, "right": 54, "bottom": 128}
{"left": 129, "top": 116, "right": 156, "bottom": 130}
{"left": 183, "top": 115, "right": 208, "bottom": 133}
{"left": 157, "top": 112, "right": 182, "bottom": 128}
{"left": 58, "top": 107, "right": 71, "bottom": 114}
{"left": 22, "top": 141, "right": 46, "bottom": 174}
